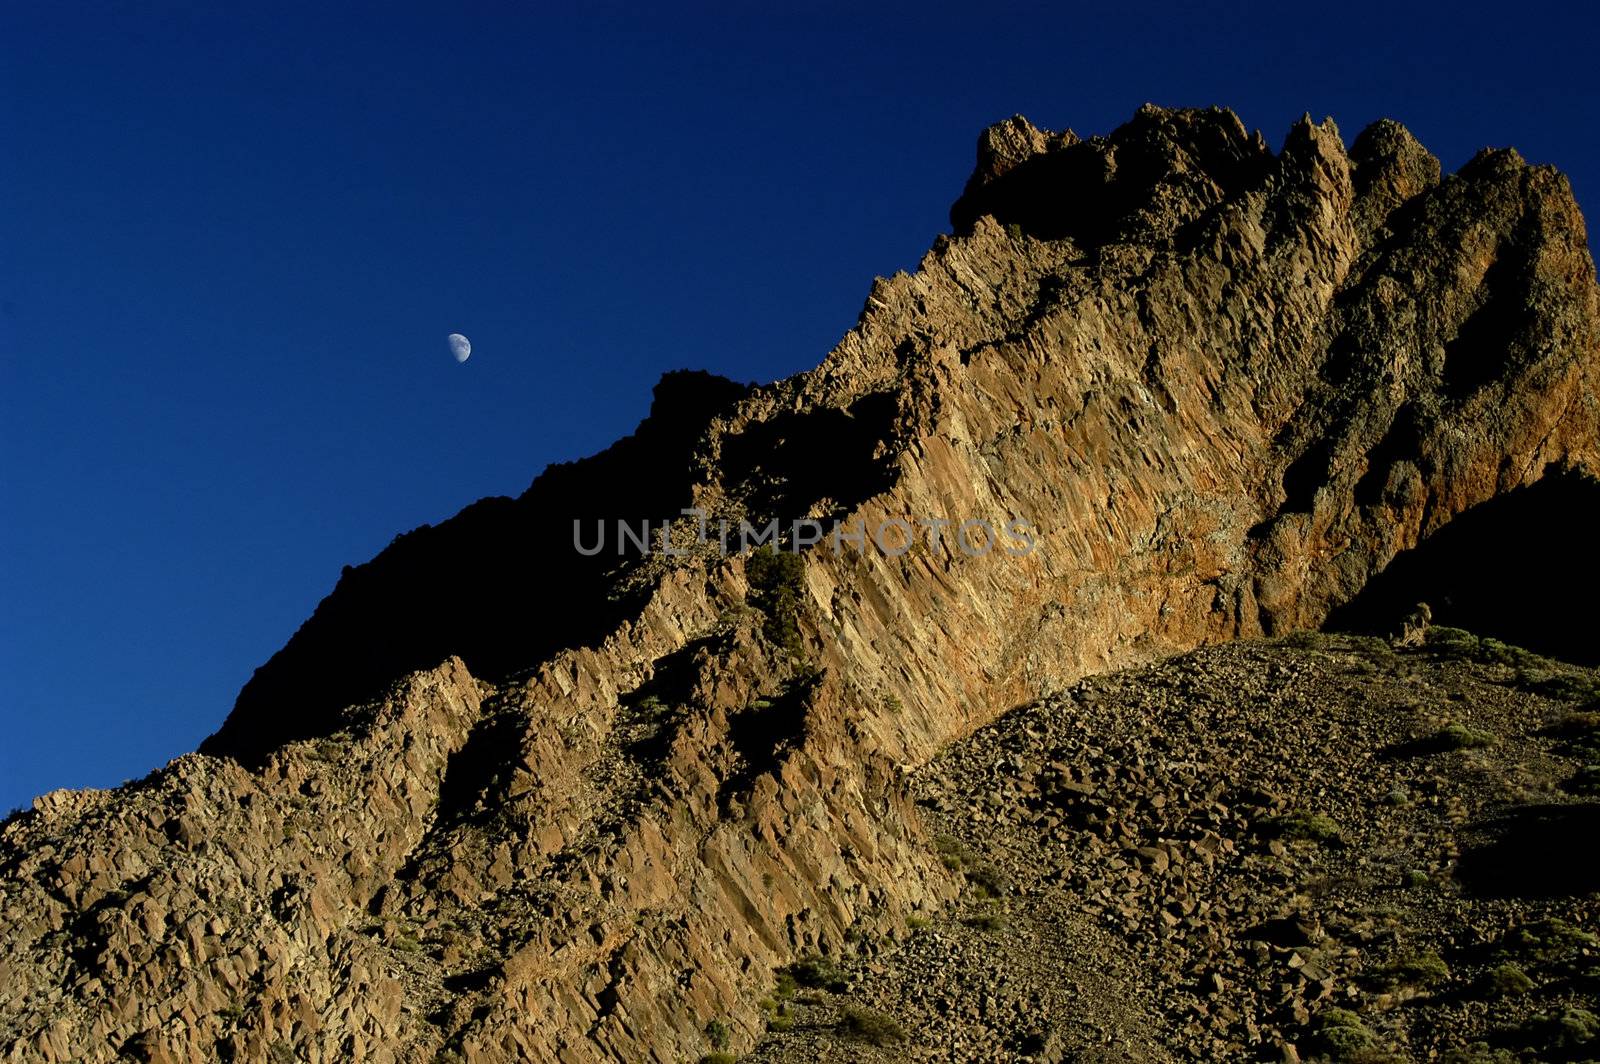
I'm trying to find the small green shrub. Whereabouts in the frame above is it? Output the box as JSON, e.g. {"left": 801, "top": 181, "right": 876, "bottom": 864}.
{"left": 1279, "top": 629, "right": 1335, "bottom": 650}
{"left": 1375, "top": 949, "right": 1449, "bottom": 989}
{"left": 1548, "top": 711, "right": 1600, "bottom": 758}
{"left": 1497, "top": 918, "right": 1600, "bottom": 962}
{"left": 392, "top": 935, "right": 422, "bottom": 953}
{"left": 746, "top": 546, "right": 807, "bottom": 658}
{"left": 1314, "top": 1007, "right": 1377, "bottom": 1057}
{"left": 1311, "top": 1007, "right": 1393, "bottom": 1062}
{"left": 962, "top": 909, "right": 1007, "bottom": 932}
{"left": 704, "top": 1019, "right": 730, "bottom": 1051}
{"left": 838, "top": 1004, "right": 906, "bottom": 1046}
{"left": 1427, "top": 626, "right": 1482, "bottom": 658}
{"left": 1441, "top": 1046, "right": 1518, "bottom": 1064}
{"left": 1434, "top": 722, "right": 1495, "bottom": 751}
{"left": 1564, "top": 764, "right": 1600, "bottom": 795}
{"left": 1425, "top": 627, "right": 1540, "bottom": 670}
{"left": 1483, "top": 963, "right": 1535, "bottom": 997}
{"left": 1260, "top": 812, "right": 1342, "bottom": 844}
{"left": 1547, "top": 712, "right": 1600, "bottom": 770}
{"left": 698, "top": 1054, "right": 737, "bottom": 1064}
{"left": 784, "top": 954, "right": 847, "bottom": 992}
{"left": 964, "top": 862, "right": 1009, "bottom": 898}
{"left": 1550, "top": 710, "right": 1600, "bottom": 736}
{"left": 1316, "top": 1008, "right": 1366, "bottom": 1030}
{"left": 1517, "top": 670, "right": 1600, "bottom": 702}
{"left": 1519, "top": 1006, "right": 1600, "bottom": 1053}
{"left": 1478, "top": 637, "right": 1538, "bottom": 669}
{"left": 933, "top": 834, "right": 973, "bottom": 870}
{"left": 905, "top": 914, "right": 931, "bottom": 931}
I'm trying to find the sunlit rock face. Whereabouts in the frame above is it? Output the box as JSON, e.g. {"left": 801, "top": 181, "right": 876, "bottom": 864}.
{"left": 2, "top": 105, "right": 1596, "bottom": 1064}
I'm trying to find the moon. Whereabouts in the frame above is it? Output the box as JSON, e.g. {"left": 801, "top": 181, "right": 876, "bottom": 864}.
{"left": 447, "top": 333, "right": 471, "bottom": 364}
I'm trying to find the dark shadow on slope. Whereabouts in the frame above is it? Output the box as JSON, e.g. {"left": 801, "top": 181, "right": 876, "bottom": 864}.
{"left": 717, "top": 673, "right": 817, "bottom": 810}
{"left": 1328, "top": 468, "right": 1600, "bottom": 666}
{"left": 719, "top": 391, "right": 900, "bottom": 527}
{"left": 1352, "top": 404, "right": 1424, "bottom": 507}
{"left": 201, "top": 371, "right": 750, "bottom": 766}
{"left": 1277, "top": 434, "right": 1338, "bottom": 516}
{"left": 1241, "top": 915, "right": 1318, "bottom": 948}
{"left": 436, "top": 710, "right": 529, "bottom": 825}
{"left": 949, "top": 107, "right": 1272, "bottom": 248}
{"left": 615, "top": 636, "right": 720, "bottom": 767}
{"left": 1457, "top": 803, "right": 1600, "bottom": 898}
{"left": 441, "top": 968, "right": 495, "bottom": 995}
{"left": 1441, "top": 240, "right": 1538, "bottom": 400}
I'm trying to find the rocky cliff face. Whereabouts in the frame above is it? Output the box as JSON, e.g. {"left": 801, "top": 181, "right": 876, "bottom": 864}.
{"left": 3, "top": 105, "right": 1596, "bottom": 1064}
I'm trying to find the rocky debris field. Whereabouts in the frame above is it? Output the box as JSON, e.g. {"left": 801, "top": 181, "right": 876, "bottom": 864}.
{"left": 745, "top": 629, "right": 1600, "bottom": 1063}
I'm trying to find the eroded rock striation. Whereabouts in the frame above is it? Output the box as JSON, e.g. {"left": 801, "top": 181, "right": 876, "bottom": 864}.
{"left": 2, "top": 105, "right": 1597, "bottom": 1063}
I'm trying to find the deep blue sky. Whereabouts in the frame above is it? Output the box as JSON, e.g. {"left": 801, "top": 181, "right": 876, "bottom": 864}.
{"left": 3, "top": 2, "right": 1598, "bottom": 814}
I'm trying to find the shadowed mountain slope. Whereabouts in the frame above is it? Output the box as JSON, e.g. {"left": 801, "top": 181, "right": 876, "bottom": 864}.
{"left": 1330, "top": 467, "right": 1600, "bottom": 664}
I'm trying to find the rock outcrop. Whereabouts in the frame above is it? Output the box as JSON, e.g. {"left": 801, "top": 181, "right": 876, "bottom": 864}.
{"left": 2, "top": 105, "right": 1596, "bottom": 1063}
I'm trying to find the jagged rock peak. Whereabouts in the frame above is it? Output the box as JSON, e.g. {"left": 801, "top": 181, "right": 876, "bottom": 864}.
{"left": 946, "top": 105, "right": 1483, "bottom": 254}
{"left": 1348, "top": 116, "right": 1442, "bottom": 233}
{"left": 958, "top": 113, "right": 1080, "bottom": 196}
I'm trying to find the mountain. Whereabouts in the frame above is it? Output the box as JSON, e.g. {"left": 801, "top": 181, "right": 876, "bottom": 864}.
{"left": 3, "top": 105, "right": 1597, "bottom": 1064}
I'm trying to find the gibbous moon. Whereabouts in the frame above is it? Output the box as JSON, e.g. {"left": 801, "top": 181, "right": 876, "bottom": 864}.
{"left": 448, "top": 333, "right": 471, "bottom": 363}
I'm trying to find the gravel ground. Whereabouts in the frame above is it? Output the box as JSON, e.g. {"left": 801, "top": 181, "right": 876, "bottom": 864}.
{"left": 744, "top": 629, "right": 1600, "bottom": 1063}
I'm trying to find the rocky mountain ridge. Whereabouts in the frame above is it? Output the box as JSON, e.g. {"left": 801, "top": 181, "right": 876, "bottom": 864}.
{"left": 2, "top": 104, "right": 1597, "bottom": 1063}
